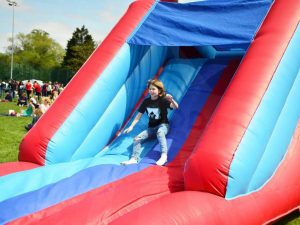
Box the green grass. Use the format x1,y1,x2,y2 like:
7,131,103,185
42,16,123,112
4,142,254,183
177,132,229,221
0,99,299,224
0,101,31,163
274,211,300,225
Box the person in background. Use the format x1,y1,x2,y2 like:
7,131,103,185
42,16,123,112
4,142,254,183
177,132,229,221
3,91,13,102
25,80,32,99
50,90,59,102
17,92,27,106
1,81,7,98
9,80,17,99
18,98,35,117
33,81,42,101
40,97,51,113
25,107,43,131
17,81,24,98
42,82,48,97
30,97,39,108
58,83,64,94
46,81,52,97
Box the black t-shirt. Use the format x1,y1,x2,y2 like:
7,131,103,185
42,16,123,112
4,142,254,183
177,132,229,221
138,96,172,128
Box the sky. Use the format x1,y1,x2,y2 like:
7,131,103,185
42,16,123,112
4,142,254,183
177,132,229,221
0,0,135,53
0,0,193,53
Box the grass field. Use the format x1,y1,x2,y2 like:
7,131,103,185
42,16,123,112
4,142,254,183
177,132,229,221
0,101,31,162
0,101,299,224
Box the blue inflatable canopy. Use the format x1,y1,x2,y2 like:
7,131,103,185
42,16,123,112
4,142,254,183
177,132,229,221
127,0,273,46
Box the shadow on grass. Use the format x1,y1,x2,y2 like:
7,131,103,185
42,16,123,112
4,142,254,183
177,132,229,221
272,210,300,225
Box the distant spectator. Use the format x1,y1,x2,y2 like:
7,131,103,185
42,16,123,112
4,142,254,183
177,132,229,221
50,90,59,102
33,81,42,101
46,81,52,96
25,80,33,99
42,82,48,96
58,83,64,94
17,81,25,97
17,92,27,106
18,98,35,117
53,82,59,92
40,97,51,113
9,80,17,99
25,107,43,131
3,91,13,102
1,81,7,97
30,97,39,108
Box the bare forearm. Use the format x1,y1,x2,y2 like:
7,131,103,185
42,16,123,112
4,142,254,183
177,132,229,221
170,99,179,109
129,113,142,128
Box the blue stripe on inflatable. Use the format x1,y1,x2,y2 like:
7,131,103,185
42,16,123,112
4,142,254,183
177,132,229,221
226,24,300,199
0,164,149,225
45,44,131,164
141,59,231,164
0,59,231,224
70,46,168,160
45,45,167,164
0,158,92,202
0,57,203,205
248,68,300,192
92,58,206,163
126,0,159,42
128,0,273,46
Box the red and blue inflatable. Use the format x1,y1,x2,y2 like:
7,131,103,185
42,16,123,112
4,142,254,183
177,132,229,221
0,0,299,224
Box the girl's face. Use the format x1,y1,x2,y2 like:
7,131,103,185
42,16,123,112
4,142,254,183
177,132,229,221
148,84,159,99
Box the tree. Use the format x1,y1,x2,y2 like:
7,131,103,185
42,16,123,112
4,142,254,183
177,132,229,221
62,26,96,73
0,53,10,80
12,29,65,70
1,29,65,81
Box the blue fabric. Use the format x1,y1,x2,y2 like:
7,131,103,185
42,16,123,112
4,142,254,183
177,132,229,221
141,59,231,164
95,58,206,162
70,46,168,161
226,25,300,199
0,59,231,224
0,58,203,205
128,0,273,46
46,45,167,164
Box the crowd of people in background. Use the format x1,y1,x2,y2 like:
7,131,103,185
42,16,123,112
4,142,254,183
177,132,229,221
0,79,64,102
0,79,64,131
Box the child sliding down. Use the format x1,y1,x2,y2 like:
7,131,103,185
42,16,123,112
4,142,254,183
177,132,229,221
121,79,179,166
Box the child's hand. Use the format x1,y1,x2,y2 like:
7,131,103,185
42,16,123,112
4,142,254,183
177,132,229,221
165,94,173,102
123,126,133,134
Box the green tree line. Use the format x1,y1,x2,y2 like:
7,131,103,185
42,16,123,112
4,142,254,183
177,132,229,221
0,26,96,84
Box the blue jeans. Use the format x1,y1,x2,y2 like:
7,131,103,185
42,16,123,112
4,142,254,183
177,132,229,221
131,123,169,160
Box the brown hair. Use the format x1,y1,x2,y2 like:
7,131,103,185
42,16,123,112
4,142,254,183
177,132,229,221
34,108,43,117
147,79,166,97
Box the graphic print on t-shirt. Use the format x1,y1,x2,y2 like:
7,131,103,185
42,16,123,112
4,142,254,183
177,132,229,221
146,107,161,120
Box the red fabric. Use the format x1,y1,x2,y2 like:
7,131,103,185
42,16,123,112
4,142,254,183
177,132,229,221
25,83,32,91
33,83,42,93
18,0,157,165
110,120,300,225
184,0,300,197
9,59,239,225
0,162,39,176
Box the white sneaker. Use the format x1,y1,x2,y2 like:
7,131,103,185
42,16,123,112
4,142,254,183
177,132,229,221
121,158,138,165
156,153,168,166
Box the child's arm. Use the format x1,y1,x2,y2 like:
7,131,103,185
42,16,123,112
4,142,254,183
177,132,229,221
123,112,143,134
165,94,179,109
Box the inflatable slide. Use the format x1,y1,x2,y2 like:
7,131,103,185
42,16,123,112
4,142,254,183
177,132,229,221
0,0,299,224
